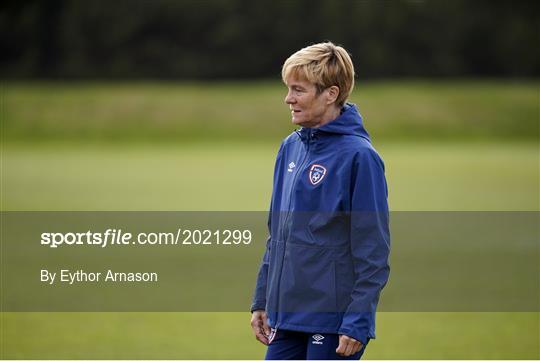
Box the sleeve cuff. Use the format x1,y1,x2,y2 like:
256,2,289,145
338,327,370,346
250,302,266,313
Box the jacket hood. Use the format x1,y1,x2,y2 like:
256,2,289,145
294,103,370,141
316,103,370,140
296,103,370,143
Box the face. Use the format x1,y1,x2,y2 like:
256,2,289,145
284,76,338,128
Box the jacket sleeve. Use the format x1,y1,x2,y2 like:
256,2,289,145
250,235,271,312
338,147,391,345
250,142,285,312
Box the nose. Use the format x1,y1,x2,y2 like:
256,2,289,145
284,89,295,104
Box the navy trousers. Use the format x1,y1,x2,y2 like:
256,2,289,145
265,329,368,360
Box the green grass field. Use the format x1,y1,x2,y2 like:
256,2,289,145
2,142,538,359
3,142,537,211
1,81,538,359
3,80,538,142
2,312,538,359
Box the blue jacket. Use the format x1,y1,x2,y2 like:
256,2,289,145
251,103,390,345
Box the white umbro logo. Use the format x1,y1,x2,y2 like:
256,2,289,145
288,162,296,172
312,334,324,345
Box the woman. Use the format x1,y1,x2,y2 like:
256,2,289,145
251,42,390,360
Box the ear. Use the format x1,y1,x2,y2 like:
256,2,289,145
326,86,340,105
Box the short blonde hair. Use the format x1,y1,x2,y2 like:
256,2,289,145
282,42,355,106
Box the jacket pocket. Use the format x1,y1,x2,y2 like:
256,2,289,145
279,243,338,312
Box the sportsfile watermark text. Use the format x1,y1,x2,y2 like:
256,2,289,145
40,228,253,248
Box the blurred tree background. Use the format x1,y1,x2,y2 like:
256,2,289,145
1,0,539,79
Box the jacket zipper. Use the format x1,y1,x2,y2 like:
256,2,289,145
274,131,312,327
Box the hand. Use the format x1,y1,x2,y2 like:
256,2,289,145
250,310,271,345
336,334,363,357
